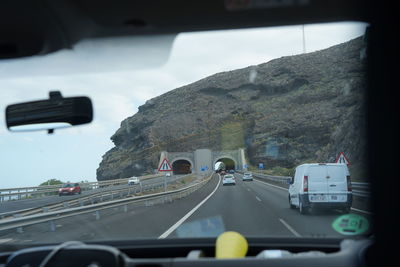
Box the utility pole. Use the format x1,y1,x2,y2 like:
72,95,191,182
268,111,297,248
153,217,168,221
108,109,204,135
207,100,213,148
302,25,306,54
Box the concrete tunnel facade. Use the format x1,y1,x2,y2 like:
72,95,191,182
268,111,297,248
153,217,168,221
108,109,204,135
158,148,247,175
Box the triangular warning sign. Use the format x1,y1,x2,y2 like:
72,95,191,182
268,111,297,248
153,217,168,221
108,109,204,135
158,158,173,171
335,152,351,165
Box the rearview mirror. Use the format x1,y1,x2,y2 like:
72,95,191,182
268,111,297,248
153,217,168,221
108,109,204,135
6,91,93,133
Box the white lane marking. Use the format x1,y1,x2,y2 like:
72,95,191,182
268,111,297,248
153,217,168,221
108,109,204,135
351,207,372,215
158,175,221,239
0,238,13,244
279,218,301,237
254,178,287,191
255,196,262,202
247,188,251,192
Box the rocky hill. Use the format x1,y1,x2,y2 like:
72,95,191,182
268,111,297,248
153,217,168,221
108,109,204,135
97,36,368,181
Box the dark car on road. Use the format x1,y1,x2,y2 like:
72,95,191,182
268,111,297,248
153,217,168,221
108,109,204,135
58,183,81,196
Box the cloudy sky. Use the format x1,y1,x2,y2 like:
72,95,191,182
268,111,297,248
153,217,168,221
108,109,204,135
0,21,367,188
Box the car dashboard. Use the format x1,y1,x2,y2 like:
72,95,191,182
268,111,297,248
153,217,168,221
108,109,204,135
0,237,373,267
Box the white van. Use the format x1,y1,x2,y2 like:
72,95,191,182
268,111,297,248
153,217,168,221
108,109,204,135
288,163,352,214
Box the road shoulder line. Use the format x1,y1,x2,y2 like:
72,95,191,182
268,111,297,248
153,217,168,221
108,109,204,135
350,207,372,215
158,174,221,239
254,179,287,191
279,218,301,237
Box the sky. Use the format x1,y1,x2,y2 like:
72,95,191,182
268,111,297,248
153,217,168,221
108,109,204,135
0,21,368,188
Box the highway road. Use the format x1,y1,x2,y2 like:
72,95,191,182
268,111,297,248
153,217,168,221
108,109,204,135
168,173,356,238
0,173,372,244
0,174,189,215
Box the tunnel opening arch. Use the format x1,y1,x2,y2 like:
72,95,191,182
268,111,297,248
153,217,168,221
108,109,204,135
214,156,237,171
171,157,193,175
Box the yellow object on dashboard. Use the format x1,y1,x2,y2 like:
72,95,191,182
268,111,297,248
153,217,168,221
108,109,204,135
215,231,248,259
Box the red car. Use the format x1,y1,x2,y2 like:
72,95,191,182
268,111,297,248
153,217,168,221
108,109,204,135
58,183,81,196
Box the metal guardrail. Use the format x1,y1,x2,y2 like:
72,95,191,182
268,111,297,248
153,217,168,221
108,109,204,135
351,182,370,197
0,174,213,233
0,174,194,219
249,172,291,184
0,174,164,202
238,171,370,197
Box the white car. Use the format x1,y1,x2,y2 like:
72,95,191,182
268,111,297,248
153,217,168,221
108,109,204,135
288,163,352,214
128,177,140,185
222,174,236,186
242,172,253,181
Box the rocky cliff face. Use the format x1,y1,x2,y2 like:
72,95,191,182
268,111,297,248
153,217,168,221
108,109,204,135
97,36,368,181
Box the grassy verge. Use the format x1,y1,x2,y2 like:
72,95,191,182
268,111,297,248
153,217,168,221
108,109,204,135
247,165,294,177
134,174,198,196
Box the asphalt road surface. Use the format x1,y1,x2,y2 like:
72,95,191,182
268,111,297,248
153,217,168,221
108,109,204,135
0,173,371,245
168,173,358,238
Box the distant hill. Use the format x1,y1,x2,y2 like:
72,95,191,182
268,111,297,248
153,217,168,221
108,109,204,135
97,36,368,181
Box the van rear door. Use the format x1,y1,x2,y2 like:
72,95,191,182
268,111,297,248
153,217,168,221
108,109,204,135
326,164,349,202
307,165,328,193
327,165,348,192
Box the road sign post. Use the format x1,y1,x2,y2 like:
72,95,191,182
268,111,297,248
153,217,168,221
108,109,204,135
158,158,173,192
164,173,167,192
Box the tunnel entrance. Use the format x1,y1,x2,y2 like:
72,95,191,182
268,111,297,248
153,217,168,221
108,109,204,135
215,158,236,171
172,160,192,175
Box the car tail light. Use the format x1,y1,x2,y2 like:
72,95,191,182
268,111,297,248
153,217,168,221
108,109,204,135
347,175,352,191
303,176,308,192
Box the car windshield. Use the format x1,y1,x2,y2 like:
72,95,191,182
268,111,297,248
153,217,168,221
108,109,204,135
0,21,371,245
